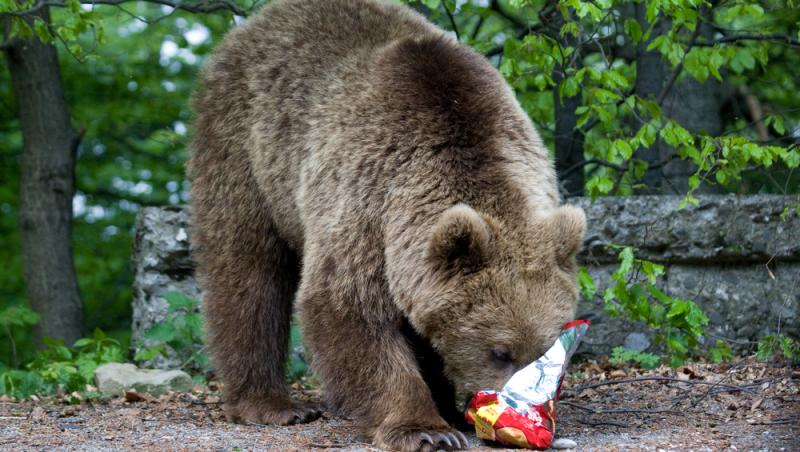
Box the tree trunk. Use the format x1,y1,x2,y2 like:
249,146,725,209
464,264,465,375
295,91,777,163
4,9,84,346
554,92,585,196
634,5,722,194
553,12,585,197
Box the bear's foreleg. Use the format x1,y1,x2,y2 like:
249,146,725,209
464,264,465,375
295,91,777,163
298,250,469,451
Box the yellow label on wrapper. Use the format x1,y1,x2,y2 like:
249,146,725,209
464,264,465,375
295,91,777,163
474,403,503,440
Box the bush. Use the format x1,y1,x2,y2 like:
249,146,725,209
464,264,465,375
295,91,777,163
134,292,309,382
756,334,800,363
134,291,207,371
581,246,733,367
0,328,124,400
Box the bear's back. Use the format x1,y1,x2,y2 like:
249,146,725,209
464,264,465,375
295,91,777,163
192,0,443,246
191,0,558,250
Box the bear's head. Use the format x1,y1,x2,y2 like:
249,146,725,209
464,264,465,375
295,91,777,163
410,203,586,402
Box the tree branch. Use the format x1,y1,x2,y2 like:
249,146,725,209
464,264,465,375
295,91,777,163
3,0,248,18
693,33,800,48
561,158,626,179
656,23,703,106
80,187,165,207
442,1,460,42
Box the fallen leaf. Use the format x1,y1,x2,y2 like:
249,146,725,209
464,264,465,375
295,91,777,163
59,406,79,417
124,390,146,403
750,398,763,411
29,407,47,422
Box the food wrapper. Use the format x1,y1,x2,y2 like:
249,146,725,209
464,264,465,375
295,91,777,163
464,320,590,449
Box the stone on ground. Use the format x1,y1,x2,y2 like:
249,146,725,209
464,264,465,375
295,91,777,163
94,363,192,397
551,438,578,449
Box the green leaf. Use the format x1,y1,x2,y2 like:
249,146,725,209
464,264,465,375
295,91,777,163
163,292,198,312
614,139,633,160
783,148,800,169
560,76,579,98
612,247,635,280
134,345,167,362
72,338,94,348
0,305,40,327
688,175,700,190
144,322,178,343
766,115,786,135
92,328,106,341
641,260,664,284
624,19,642,44
577,267,596,300
730,49,756,74
709,340,733,364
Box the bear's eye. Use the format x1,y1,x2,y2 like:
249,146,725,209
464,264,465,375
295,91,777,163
490,346,514,368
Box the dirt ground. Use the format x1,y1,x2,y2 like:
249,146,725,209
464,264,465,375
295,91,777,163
1,357,797,451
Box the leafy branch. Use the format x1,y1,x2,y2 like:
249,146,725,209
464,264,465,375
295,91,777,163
1,0,249,18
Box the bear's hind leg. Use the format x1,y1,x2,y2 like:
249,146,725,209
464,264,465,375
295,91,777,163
190,161,321,426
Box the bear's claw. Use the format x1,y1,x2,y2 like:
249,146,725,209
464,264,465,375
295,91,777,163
376,425,470,451
225,397,323,426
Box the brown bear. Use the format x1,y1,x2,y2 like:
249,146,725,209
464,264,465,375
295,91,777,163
188,0,586,450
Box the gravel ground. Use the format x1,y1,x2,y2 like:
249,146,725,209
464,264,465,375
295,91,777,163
1,358,797,451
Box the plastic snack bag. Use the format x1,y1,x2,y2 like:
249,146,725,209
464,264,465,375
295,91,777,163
464,320,590,449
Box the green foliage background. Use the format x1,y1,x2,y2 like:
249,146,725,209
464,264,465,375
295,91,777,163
0,0,798,374
1,4,241,365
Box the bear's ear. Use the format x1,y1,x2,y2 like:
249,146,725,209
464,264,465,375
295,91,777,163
549,205,587,263
429,204,492,274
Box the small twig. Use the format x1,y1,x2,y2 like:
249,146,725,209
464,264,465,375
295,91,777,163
560,158,627,180
4,324,17,369
190,399,222,405
471,14,485,41
566,376,757,394
560,400,681,415
755,417,800,425
142,417,194,422
308,443,371,449
692,33,800,48
576,418,627,428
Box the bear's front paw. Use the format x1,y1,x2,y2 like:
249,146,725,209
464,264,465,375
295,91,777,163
225,396,323,426
374,424,470,452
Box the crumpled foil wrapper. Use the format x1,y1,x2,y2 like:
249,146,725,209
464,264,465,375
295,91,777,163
464,320,590,449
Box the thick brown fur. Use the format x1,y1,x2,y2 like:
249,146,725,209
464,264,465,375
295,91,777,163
188,0,586,450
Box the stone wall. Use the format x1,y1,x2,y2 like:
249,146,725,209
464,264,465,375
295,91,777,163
131,206,202,369
570,195,799,357
131,195,799,366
